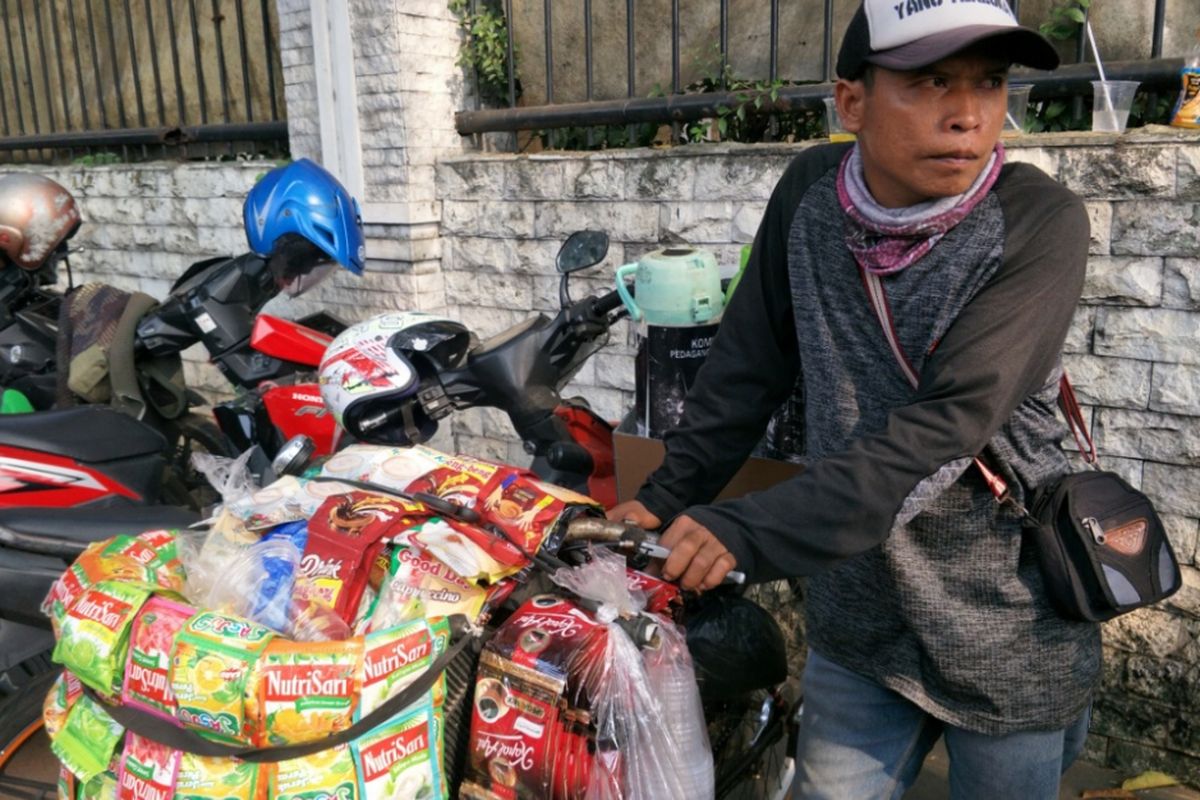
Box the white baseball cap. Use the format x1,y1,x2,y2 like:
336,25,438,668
836,0,1059,79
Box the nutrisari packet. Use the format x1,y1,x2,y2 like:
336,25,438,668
53,580,153,696
258,638,362,746
121,595,195,720
114,732,181,800
359,617,450,716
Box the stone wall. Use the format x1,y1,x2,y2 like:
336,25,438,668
436,127,1200,784
30,161,275,401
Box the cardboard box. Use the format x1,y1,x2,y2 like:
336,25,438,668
613,414,804,504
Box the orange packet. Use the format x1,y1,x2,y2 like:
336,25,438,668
258,638,362,746
170,612,274,745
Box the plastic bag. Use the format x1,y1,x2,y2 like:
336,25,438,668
551,547,712,799
190,449,256,508
684,590,788,701
177,527,350,641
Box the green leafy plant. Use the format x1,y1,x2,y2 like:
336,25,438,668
448,0,519,107
72,151,122,166
1039,0,1091,41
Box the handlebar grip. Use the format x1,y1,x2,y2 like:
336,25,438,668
593,287,627,316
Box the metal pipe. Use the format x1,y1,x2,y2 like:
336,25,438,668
0,6,9,135
504,0,515,107
83,0,110,128
543,0,553,103
456,58,1182,135
1151,0,1166,59
211,0,232,124
625,0,634,140
0,120,287,152
188,0,208,124
31,0,55,131
165,0,187,127
123,0,147,129
626,0,634,97
48,0,71,130
823,0,834,80
1,0,20,134
235,0,252,121
671,0,680,94
720,0,729,89
102,0,128,128
143,0,166,124
260,0,278,119
769,0,779,82
16,0,41,132
66,0,89,130
584,0,593,101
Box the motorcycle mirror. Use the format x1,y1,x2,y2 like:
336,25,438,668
556,230,608,274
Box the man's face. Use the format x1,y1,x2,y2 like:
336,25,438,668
837,50,1009,208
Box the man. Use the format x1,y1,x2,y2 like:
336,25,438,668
609,1,1099,797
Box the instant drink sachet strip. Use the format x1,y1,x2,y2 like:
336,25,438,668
258,638,362,746
269,743,360,800
43,542,153,637
352,699,446,800
170,611,274,745
174,753,262,800
359,617,451,717
298,491,432,624
43,670,82,742
369,540,488,630
121,595,195,721
53,580,154,696
51,691,125,784
115,732,181,800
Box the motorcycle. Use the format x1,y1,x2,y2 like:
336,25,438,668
0,173,84,411
321,230,624,508
0,158,364,510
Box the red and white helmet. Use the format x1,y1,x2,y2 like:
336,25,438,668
319,311,472,445
0,173,81,272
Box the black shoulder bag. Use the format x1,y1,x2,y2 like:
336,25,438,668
862,269,1181,622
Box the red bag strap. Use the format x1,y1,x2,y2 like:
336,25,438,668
1057,372,1098,465
860,269,1096,510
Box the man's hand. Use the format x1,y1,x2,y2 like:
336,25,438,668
605,500,661,530
659,514,737,592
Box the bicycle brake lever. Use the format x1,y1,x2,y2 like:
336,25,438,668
636,541,746,585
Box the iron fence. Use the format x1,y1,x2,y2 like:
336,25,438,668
0,0,287,163
456,0,1186,144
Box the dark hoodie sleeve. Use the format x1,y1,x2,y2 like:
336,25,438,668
679,168,1089,583
633,148,848,522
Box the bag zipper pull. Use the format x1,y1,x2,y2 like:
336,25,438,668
1082,516,1107,545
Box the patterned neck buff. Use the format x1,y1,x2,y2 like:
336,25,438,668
836,142,1005,276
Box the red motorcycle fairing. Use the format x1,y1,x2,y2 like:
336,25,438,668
0,445,142,507
261,383,340,456
249,314,333,368
554,402,616,509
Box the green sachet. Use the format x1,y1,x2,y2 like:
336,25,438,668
50,692,123,784
52,580,153,696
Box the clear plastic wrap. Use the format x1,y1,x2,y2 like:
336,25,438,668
190,449,256,507
551,547,713,799
176,526,351,642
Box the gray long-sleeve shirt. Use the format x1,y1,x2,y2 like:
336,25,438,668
636,143,1100,734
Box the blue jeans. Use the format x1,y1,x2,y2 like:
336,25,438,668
792,649,1091,800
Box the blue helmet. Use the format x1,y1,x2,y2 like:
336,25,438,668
243,158,366,296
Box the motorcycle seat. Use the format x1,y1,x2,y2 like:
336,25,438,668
0,406,166,462
0,505,201,557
